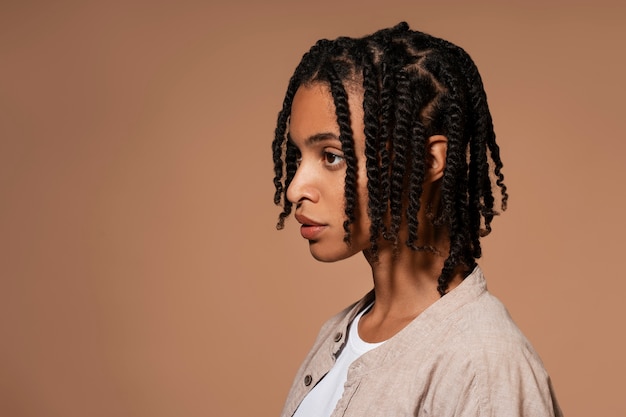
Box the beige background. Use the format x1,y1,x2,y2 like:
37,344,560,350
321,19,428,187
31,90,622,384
1,1,625,416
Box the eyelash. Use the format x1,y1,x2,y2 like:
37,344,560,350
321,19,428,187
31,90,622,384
294,150,345,170
323,151,344,169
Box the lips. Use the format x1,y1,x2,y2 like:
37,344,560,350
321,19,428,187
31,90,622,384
295,214,327,240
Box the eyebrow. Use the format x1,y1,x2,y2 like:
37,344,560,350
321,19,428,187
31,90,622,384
288,132,340,147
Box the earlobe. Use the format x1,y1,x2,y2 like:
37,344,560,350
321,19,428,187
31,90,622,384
426,135,447,183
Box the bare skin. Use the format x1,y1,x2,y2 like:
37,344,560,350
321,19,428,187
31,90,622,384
287,82,464,344
358,139,464,343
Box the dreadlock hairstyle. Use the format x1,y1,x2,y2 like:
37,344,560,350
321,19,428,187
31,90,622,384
272,22,508,296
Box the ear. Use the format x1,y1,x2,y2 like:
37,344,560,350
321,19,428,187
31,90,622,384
425,135,447,183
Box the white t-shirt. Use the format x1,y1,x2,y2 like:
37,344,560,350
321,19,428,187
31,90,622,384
293,304,385,417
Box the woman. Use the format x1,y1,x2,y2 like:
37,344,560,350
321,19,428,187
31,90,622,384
272,22,562,417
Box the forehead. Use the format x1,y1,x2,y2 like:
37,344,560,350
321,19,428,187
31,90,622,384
288,84,339,143
288,82,365,145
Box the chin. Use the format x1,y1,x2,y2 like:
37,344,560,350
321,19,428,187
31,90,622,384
308,242,361,263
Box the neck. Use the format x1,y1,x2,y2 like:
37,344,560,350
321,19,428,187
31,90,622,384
366,244,458,314
357,240,465,343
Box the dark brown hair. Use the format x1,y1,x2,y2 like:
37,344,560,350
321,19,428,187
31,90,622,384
272,22,508,295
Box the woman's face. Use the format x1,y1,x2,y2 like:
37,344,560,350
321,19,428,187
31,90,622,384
286,82,371,262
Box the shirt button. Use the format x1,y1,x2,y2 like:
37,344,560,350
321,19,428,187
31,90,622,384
334,332,343,342
304,375,312,386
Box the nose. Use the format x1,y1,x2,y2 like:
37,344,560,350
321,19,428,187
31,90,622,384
286,163,319,205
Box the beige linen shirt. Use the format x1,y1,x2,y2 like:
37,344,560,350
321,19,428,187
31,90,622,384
280,266,563,417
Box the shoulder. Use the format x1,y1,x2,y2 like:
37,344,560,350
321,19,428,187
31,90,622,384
439,289,546,377
435,292,562,416
451,290,531,348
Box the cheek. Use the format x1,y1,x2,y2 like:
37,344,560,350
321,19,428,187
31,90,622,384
357,188,371,233
357,159,370,218
351,167,372,243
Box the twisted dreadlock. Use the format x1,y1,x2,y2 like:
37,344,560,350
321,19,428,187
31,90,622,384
271,22,508,296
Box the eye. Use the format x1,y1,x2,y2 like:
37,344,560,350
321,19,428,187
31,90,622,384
323,151,344,168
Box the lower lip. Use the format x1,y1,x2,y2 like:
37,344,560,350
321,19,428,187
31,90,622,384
300,225,326,240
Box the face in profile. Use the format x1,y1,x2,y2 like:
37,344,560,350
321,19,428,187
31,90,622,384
286,82,370,262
